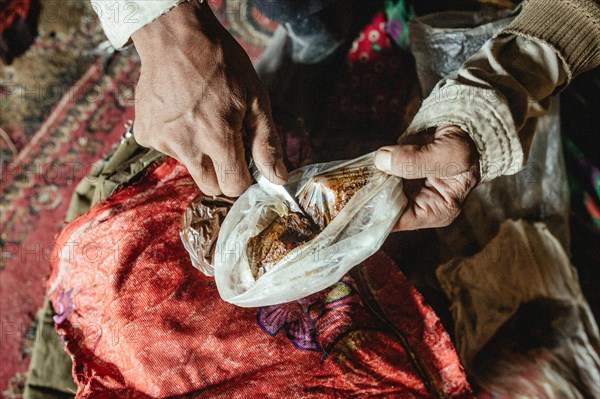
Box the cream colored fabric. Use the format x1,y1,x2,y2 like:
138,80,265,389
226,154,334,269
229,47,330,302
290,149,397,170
67,134,163,222
436,219,599,368
92,0,188,48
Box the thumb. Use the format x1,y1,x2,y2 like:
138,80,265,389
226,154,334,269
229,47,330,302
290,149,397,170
375,137,474,180
374,144,436,179
245,96,288,184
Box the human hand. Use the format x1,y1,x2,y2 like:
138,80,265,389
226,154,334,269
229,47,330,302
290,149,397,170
374,125,480,231
131,1,287,196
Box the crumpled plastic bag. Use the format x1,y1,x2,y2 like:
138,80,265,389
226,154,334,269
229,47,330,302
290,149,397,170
180,194,235,276
213,153,406,307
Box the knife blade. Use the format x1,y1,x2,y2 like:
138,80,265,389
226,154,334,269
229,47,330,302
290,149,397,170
248,158,309,217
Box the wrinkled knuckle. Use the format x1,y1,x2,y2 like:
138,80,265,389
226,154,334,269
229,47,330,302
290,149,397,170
170,135,196,155
220,128,238,146
206,114,241,141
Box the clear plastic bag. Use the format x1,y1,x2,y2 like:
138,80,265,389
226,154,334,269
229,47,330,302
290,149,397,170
213,153,406,307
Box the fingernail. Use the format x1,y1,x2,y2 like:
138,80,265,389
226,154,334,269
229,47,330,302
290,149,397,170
374,150,392,172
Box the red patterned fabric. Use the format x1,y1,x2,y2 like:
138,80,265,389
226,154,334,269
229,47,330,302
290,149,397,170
47,158,472,398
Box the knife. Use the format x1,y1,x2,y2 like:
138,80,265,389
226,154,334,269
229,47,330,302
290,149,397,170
248,158,309,217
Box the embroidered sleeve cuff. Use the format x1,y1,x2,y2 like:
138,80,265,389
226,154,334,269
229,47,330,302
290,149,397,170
404,80,524,182
93,0,188,49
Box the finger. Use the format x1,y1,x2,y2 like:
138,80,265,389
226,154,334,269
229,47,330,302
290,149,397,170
392,171,477,232
245,95,288,184
393,184,456,231
185,153,221,196
208,129,252,197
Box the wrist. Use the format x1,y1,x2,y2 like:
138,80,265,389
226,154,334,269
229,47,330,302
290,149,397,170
131,0,212,60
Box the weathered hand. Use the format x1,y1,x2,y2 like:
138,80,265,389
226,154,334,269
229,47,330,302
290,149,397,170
374,125,480,231
132,1,287,196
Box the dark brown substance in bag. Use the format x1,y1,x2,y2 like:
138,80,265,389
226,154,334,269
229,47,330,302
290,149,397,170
246,166,374,278
299,166,372,230
182,164,376,278
247,213,320,278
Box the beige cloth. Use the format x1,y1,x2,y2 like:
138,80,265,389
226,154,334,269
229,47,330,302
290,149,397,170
66,133,163,221
23,299,78,399
436,219,600,371
406,34,567,181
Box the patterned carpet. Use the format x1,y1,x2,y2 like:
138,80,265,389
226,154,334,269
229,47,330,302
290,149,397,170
1,1,107,394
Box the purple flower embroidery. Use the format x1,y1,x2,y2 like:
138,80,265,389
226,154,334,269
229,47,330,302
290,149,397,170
386,20,403,43
53,289,74,325
257,292,324,351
